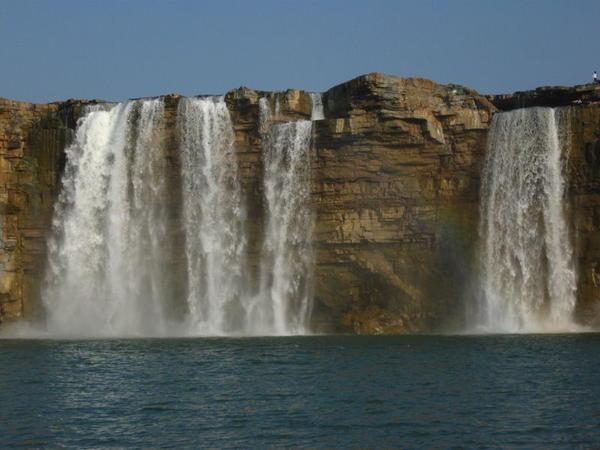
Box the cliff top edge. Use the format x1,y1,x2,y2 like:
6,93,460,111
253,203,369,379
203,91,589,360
2,72,599,110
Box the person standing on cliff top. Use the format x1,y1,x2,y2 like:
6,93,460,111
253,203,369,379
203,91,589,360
594,71,599,84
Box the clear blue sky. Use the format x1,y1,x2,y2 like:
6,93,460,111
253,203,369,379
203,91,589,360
1,0,599,103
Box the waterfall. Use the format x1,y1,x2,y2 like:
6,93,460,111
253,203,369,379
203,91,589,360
28,95,318,338
478,107,577,333
178,97,247,335
44,99,170,337
310,93,324,120
256,99,314,334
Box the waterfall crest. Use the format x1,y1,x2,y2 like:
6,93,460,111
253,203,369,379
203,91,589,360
478,107,577,333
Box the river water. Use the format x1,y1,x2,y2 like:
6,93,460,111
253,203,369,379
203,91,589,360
1,334,599,448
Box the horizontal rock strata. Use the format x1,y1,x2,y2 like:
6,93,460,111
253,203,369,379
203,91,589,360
489,83,600,110
1,74,600,332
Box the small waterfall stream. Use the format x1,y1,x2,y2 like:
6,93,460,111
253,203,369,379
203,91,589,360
310,93,324,120
478,107,577,332
257,98,314,334
178,97,247,334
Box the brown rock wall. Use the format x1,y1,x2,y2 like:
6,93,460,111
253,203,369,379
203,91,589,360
563,104,600,326
0,99,68,322
311,74,493,332
3,73,600,333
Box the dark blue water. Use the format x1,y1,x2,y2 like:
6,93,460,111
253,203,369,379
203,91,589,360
1,335,599,449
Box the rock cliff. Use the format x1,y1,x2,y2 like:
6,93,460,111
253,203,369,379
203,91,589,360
489,83,600,110
561,103,600,327
0,99,66,321
312,75,493,332
2,73,600,333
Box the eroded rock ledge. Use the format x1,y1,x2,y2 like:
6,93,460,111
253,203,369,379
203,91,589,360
489,83,600,110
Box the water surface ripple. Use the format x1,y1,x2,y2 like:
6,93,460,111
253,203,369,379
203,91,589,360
1,335,599,448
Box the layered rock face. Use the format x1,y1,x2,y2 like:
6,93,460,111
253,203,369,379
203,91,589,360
490,84,600,111
225,75,495,333
0,99,68,321
563,104,600,327
312,75,493,332
2,74,600,333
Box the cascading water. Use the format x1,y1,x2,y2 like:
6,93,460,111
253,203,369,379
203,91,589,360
256,99,314,335
178,97,247,334
478,107,577,333
310,93,324,120
44,99,170,337
20,94,318,338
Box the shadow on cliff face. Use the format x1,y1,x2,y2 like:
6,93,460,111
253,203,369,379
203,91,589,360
428,208,480,333
310,207,479,335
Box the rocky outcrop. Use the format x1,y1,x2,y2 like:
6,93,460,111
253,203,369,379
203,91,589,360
3,73,600,333
489,83,600,110
311,74,493,332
